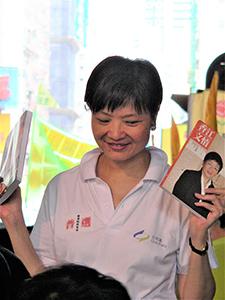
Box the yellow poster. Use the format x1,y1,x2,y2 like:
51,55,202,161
161,123,187,166
0,114,10,152
188,90,225,137
36,84,60,108
25,111,96,219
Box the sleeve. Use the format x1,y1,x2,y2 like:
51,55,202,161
207,231,219,269
30,175,60,267
176,208,191,275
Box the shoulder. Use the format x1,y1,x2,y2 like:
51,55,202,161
181,169,201,178
183,169,198,174
46,164,80,189
147,146,168,164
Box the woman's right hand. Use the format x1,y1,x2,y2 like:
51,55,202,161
0,178,45,276
0,178,23,226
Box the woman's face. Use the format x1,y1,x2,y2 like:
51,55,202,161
91,105,152,164
202,159,220,180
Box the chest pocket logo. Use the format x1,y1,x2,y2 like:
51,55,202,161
133,230,150,242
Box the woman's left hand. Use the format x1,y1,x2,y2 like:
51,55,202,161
205,187,225,204
190,188,225,242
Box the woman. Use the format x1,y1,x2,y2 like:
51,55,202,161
0,56,224,299
172,152,223,219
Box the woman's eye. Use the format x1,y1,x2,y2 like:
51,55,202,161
97,118,110,123
125,120,139,125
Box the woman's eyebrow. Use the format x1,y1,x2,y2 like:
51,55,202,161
99,111,140,118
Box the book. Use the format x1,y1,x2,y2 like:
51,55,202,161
0,110,33,205
160,120,225,220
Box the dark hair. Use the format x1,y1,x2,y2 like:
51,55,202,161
0,246,30,300
84,56,163,120
203,151,223,173
17,264,130,300
206,53,225,91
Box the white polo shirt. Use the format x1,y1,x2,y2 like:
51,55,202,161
31,147,192,299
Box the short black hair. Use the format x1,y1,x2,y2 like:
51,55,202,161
203,151,223,173
206,53,225,91
84,56,163,120
0,246,30,300
17,264,130,300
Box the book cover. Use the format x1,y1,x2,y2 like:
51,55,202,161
160,120,225,220
0,110,33,205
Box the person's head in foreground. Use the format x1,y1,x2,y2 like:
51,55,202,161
16,264,131,300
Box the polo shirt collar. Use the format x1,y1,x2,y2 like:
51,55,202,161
144,146,169,183
80,146,169,183
80,148,102,181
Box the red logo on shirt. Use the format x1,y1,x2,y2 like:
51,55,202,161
64,213,93,233
81,217,91,227
66,219,75,229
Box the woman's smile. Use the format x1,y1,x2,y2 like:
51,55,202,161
92,105,152,163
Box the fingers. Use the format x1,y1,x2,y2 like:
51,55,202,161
190,189,225,236
196,188,225,205
0,177,5,194
205,188,225,202
0,183,7,195
195,192,225,219
195,200,224,216
195,192,224,206
205,187,225,195
195,192,217,203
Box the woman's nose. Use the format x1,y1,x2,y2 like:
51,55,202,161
107,122,126,140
